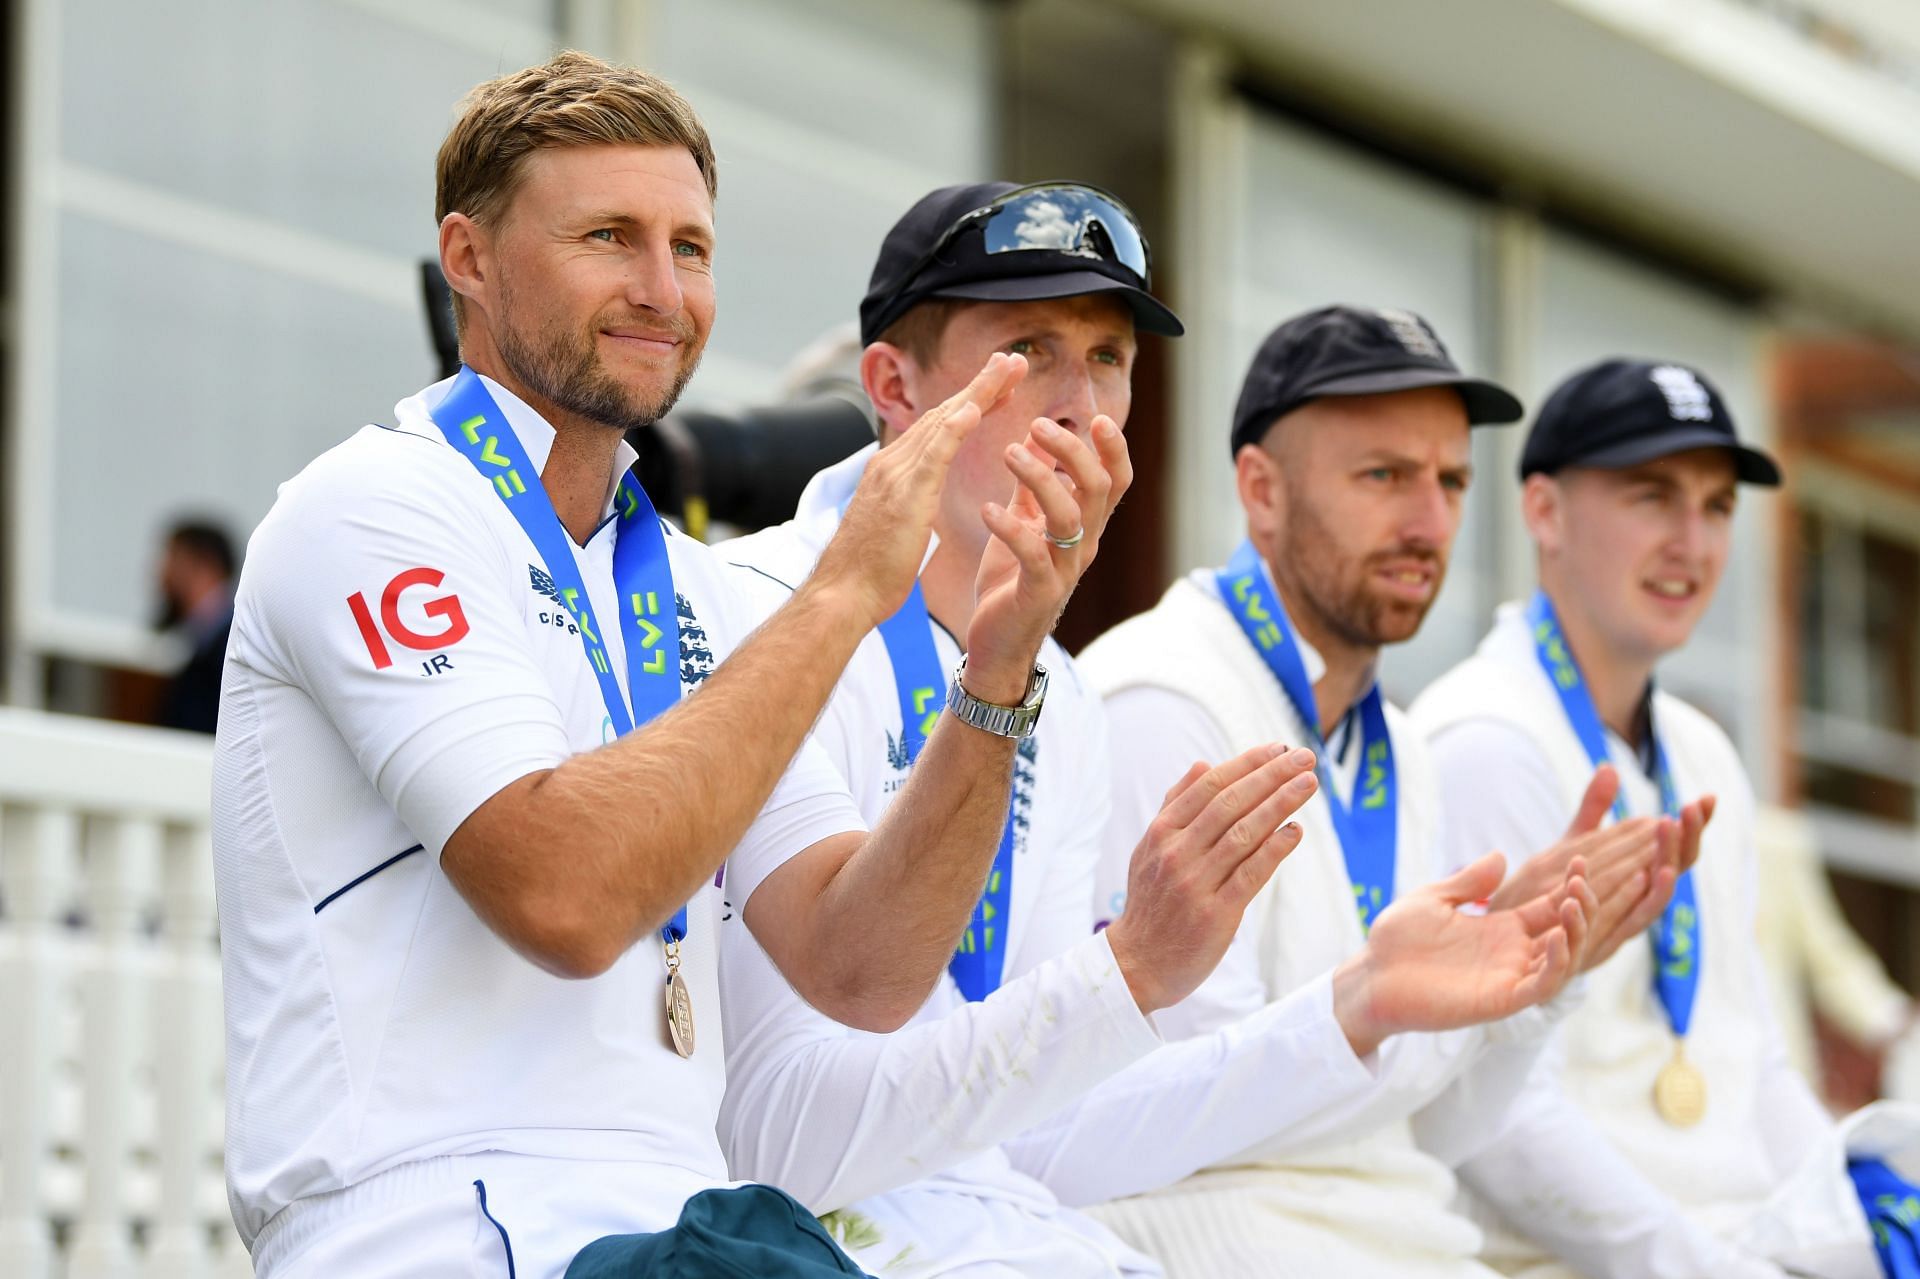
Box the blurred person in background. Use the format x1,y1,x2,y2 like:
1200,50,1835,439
154,516,236,733
1755,805,1920,1112
1077,307,1724,1279
1416,358,1920,1279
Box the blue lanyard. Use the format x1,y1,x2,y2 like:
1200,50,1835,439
1851,1157,1920,1278
1215,540,1396,931
869,582,1018,1002
428,367,688,946
1525,590,1699,1037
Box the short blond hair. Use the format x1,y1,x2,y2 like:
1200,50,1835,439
436,51,717,335
874,298,973,368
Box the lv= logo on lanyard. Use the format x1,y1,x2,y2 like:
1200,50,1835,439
871,581,1019,1002
428,367,698,1057
1216,540,1396,932
1525,589,1704,1124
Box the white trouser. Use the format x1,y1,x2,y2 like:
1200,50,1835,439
251,1152,728,1279
832,1182,1161,1279
1088,1169,1497,1279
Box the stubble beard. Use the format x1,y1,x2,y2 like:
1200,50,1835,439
494,278,701,433
1277,489,1445,651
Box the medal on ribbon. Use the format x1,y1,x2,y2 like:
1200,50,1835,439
1526,590,1703,1123
429,368,697,1057
1215,540,1396,931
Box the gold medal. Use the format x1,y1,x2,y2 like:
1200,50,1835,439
663,942,695,1058
1653,1042,1706,1127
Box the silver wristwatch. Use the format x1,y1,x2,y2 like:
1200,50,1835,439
945,657,1048,739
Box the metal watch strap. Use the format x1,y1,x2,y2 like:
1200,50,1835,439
945,657,1048,739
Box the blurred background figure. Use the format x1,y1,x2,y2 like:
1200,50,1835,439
1756,805,1920,1110
153,517,236,734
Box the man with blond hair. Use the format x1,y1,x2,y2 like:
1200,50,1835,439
213,53,1111,1278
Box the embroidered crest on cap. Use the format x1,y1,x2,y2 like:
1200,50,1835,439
1374,308,1442,360
1649,365,1713,422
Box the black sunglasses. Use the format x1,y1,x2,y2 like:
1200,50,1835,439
897,182,1153,294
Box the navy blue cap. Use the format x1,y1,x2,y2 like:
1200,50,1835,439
859,182,1183,347
1230,305,1522,455
1521,358,1780,486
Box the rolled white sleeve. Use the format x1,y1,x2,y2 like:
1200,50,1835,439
718,930,1160,1213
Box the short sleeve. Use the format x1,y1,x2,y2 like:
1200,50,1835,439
726,734,867,914
238,437,572,858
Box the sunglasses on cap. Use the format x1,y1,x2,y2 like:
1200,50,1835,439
899,182,1153,292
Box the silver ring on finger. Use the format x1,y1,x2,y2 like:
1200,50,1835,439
1045,526,1085,550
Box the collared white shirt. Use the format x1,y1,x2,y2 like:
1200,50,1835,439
1413,602,1872,1279
716,457,1381,1277
714,445,1163,1277
213,373,864,1250
1078,567,1574,1279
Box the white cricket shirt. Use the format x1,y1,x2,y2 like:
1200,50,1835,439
1079,569,1571,1279
212,373,864,1256
714,445,1162,1277
714,449,1379,1278
1413,601,1877,1279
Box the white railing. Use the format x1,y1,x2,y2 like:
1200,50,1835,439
0,708,248,1277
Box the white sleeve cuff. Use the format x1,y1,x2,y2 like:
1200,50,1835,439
1083,928,1164,1057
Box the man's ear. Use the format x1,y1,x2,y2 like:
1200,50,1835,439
439,213,490,334
1522,473,1565,557
860,341,919,444
1234,432,1288,544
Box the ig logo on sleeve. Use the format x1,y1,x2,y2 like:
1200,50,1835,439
348,567,470,673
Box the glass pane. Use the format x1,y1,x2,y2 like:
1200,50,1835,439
1799,509,1831,714
1805,760,1915,824
50,213,432,622
701,134,942,384
58,0,558,260
646,0,989,167
641,0,992,405
1864,530,1920,735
